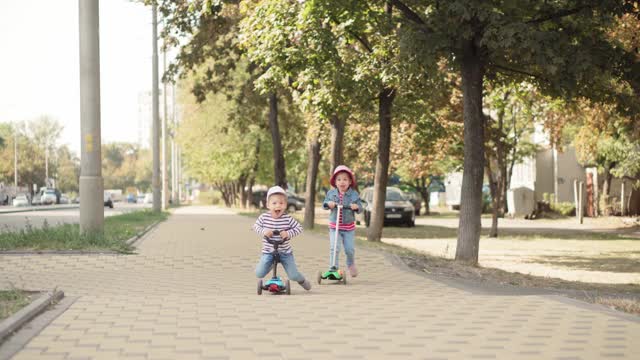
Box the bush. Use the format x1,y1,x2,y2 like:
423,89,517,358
551,201,575,216
198,190,221,205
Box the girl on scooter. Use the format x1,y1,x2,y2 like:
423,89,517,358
323,165,362,277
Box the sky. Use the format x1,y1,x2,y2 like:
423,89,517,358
0,0,156,155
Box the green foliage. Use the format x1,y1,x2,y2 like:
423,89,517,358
55,146,80,193
0,289,30,321
542,192,574,216
0,117,70,191
573,101,640,187
551,202,576,216
101,143,152,192
394,0,639,115
177,69,278,187
197,190,222,205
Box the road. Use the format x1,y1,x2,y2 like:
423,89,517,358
0,203,151,230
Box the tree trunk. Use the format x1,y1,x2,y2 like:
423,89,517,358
238,174,248,209
269,92,287,188
248,138,261,208
367,87,395,242
629,187,640,216
489,96,506,236
304,133,321,229
601,164,613,216
330,114,345,172
418,177,430,216
247,178,254,208
487,163,499,238
218,181,232,207
455,38,486,265
496,145,506,219
505,152,517,215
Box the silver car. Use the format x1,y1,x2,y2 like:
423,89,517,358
41,190,57,205
12,194,29,207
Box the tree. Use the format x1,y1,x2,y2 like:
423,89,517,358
573,100,639,214
243,0,450,241
0,123,15,184
54,145,80,193
387,0,640,264
176,64,280,207
0,117,64,193
156,0,294,189
484,82,539,237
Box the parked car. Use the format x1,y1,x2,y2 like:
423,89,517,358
12,194,29,207
143,193,153,204
126,194,137,203
251,190,267,209
358,187,415,227
31,195,41,205
403,191,422,216
104,192,114,208
41,189,59,205
0,192,9,205
286,191,305,212
251,189,305,212
59,195,70,204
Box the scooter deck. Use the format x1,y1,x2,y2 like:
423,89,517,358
321,270,344,280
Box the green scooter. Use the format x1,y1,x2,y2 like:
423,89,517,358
317,203,347,285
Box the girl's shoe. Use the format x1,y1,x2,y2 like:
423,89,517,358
348,264,358,277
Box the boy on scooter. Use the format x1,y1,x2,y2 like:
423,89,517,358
253,186,312,291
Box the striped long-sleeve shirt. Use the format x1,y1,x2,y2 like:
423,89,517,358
252,213,303,254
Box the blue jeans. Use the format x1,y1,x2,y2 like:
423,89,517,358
328,229,355,269
256,252,305,282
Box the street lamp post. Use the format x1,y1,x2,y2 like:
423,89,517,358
78,0,104,234
14,130,18,188
152,3,161,212
162,44,168,210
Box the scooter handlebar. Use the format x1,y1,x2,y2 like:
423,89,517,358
263,229,289,244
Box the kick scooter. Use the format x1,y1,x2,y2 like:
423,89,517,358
257,230,291,295
316,204,347,285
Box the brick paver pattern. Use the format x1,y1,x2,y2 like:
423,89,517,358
1,206,638,359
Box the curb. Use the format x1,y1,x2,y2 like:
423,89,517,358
125,220,162,247
0,205,79,215
0,290,64,343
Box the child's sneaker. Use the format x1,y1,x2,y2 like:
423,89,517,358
299,279,312,291
348,264,358,277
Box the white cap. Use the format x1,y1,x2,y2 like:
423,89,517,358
266,186,287,201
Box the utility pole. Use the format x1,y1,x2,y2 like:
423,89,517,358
152,3,161,212
45,143,49,185
162,44,168,210
171,82,177,205
14,131,18,188
177,146,182,203
78,0,104,234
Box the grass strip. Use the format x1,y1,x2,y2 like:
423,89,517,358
0,210,168,253
0,289,30,322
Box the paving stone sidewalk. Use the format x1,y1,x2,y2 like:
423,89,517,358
1,206,638,359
